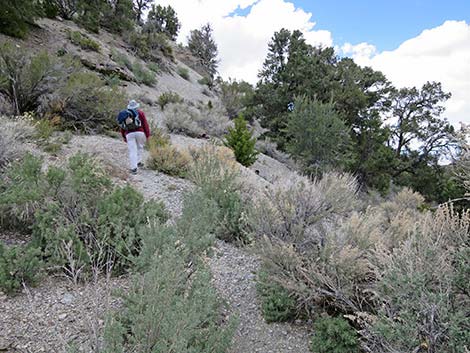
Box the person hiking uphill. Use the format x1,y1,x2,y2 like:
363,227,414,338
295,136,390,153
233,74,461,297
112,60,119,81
117,100,150,174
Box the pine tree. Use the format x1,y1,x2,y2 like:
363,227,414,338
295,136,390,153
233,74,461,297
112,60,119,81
188,23,219,79
224,115,258,167
0,0,41,38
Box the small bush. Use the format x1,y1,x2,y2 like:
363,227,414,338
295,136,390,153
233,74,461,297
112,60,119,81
34,118,56,141
125,30,174,61
157,91,182,110
1,153,168,280
110,49,132,70
249,172,358,245
257,270,296,323
131,61,157,86
146,127,171,148
104,189,236,352
165,102,231,137
224,114,258,167
147,62,160,73
310,317,359,353
67,30,101,52
189,145,246,242
0,153,46,230
0,43,68,115
0,0,39,38
147,143,191,178
0,243,42,294
45,71,127,133
198,76,213,88
177,66,190,80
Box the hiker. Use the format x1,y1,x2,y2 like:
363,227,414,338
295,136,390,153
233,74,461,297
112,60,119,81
117,100,150,174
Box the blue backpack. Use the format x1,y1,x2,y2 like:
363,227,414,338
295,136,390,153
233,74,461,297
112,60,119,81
117,109,141,131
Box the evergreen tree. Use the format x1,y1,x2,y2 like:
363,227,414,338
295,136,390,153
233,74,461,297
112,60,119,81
144,4,181,40
77,0,106,33
188,23,219,79
133,0,152,24
102,0,135,34
0,0,41,38
224,115,258,167
286,95,351,174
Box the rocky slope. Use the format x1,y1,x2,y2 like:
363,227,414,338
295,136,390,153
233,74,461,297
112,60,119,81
0,18,311,353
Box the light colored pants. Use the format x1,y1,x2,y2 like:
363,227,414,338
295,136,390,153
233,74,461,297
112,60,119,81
126,131,146,169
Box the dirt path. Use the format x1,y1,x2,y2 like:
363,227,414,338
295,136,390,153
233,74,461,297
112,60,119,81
210,241,311,353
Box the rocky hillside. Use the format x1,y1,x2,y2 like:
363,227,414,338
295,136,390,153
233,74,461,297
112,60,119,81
0,17,312,353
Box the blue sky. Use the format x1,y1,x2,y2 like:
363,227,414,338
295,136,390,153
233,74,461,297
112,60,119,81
232,0,470,51
155,0,470,126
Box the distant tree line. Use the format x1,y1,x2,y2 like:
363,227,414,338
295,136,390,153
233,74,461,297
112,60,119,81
226,29,466,205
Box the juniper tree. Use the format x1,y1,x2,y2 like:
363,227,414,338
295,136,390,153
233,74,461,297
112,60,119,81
224,114,258,167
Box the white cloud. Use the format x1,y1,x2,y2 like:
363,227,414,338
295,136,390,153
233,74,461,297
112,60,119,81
153,0,333,83
343,20,470,127
152,1,468,126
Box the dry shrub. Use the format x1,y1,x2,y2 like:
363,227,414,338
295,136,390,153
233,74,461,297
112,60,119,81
256,180,470,352
249,172,358,247
148,145,192,178
365,205,470,353
255,138,296,167
188,145,239,187
164,102,231,137
0,116,35,168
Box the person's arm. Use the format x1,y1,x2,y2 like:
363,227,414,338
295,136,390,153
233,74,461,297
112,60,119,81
121,128,127,142
140,111,151,139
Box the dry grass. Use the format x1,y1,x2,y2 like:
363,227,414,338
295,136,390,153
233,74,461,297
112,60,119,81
0,116,35,168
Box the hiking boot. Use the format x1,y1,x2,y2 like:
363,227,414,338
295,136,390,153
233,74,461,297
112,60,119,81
137,162,144,168
130,168,138,175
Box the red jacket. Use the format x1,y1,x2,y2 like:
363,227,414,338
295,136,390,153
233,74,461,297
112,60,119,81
120,110,151,142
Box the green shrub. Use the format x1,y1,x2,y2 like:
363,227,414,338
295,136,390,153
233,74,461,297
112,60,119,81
125,30,174,61
67,30,101,52
257,270,296,323
189,146,246,242
1,153,168,280
310,317,359,353
146,128,171,148
0,153,47,231
34,118,56,141
104,189,235,352
110,49,132,70
177,66,190,80
148,62,160,73
48,71,127,133
157,91,182,110
198,76,213,88
104,249,235,353
224,114,258,167
131,61,157,86
0,43,67,115
0,243,42,294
